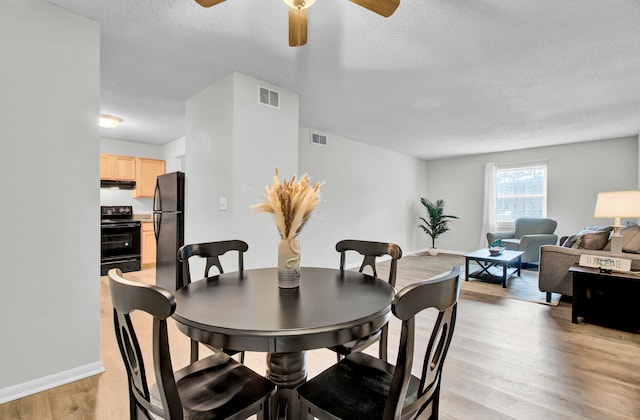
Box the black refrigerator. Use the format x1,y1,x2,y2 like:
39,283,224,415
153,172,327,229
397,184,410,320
153,171,185,292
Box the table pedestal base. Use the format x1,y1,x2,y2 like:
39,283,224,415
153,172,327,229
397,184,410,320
267,351,307,420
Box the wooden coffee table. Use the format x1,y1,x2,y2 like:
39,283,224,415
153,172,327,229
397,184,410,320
464,248,524,288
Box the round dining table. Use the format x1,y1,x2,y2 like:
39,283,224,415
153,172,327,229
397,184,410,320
172,266,395,420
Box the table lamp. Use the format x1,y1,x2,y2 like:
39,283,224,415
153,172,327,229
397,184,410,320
594,190,640,255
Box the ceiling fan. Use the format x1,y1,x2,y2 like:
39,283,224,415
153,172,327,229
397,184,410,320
194,0,400,47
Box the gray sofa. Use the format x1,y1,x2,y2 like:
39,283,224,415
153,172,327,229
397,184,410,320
538,224,640,302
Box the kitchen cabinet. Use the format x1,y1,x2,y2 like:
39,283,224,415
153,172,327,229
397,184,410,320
133,158,166,198
100,154,136,181
141,222,156,267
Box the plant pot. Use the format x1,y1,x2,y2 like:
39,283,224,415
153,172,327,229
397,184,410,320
488,246,505,256
427,248,439,256
278,238,301,288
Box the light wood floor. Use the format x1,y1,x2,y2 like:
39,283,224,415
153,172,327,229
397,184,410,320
2,254,639,419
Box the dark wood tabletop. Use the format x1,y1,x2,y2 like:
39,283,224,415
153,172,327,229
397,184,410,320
172,266,394,420
172,267,395,354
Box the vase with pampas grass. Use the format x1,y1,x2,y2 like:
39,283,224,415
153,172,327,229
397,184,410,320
252,169,323,288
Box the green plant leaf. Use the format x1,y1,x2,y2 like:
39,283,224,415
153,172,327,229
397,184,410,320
418,198,458,248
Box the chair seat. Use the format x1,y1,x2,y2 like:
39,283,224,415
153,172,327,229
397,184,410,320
296,352,421,419
174,352,275,419
327,329,382,356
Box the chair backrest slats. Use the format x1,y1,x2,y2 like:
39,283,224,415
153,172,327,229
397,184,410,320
177,240,249,289
336,239,402,287
108,268,183,419
386,266,461,420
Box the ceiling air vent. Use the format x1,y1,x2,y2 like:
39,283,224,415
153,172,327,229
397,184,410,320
258,86,279,108
311,132,327,146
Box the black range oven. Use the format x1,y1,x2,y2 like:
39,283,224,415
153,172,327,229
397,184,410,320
100,205,141,275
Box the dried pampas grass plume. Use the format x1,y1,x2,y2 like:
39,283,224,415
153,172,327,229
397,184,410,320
252,169,323,239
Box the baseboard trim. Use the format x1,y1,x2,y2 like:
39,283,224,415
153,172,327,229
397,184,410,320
411,248,465,256
0,361,105,404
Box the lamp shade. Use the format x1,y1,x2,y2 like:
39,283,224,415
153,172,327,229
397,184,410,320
594,190,640,221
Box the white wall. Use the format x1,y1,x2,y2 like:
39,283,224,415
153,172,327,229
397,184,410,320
185,72,299,270
0,0,101,402
100,137,164,159
232,73,299,268
424,136,639,253
185,74,236,252
298,128,430,267
163,136,186,173
185,73,429,270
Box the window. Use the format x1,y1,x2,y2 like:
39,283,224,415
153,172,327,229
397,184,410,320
495,163,547,230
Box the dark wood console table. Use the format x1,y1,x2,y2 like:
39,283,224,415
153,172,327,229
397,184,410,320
570,265,640,333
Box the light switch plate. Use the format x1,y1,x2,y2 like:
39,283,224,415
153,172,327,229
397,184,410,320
219,197,227,211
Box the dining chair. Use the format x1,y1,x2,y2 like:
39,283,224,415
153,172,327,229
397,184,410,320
297,266,461,420
177,240,249,363
107,268,275,420
329,239,402,362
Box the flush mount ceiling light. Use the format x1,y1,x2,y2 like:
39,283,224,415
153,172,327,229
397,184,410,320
194,0,400,47
99,114,123,129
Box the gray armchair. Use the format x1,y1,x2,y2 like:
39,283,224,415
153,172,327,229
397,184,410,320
487,217,558,263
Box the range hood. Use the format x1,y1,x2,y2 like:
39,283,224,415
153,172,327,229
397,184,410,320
100,179,136,190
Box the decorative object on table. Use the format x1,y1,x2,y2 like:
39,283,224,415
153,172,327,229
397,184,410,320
418,198,458,256
253,169,323,288
593,190,640,256
489,238,505,256
578,254,632,272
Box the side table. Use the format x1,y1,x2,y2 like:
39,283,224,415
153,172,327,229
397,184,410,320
569,265,640,333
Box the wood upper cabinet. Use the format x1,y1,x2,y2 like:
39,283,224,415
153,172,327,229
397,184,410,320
141,222,156,267
100,154,136,181
133,157,166,198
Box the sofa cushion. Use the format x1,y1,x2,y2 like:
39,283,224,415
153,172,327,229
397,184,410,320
564,226,611,248
571,227,612,250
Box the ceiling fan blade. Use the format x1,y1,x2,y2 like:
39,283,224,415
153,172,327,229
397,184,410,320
289,7,308,47
349,0,399,17
195,0,226,7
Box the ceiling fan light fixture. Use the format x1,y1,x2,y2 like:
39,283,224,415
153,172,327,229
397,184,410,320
99,114,123,129
283,0,315,9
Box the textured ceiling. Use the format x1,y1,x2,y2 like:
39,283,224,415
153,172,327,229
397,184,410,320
44,0,640,160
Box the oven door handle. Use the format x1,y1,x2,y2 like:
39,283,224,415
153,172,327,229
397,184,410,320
101,223,140,229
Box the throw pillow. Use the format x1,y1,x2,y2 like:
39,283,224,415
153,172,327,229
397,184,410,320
562,235,579,248
571,227,612,250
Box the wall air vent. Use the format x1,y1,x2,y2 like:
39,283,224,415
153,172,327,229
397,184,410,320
310,132,327,146
258,86,279,108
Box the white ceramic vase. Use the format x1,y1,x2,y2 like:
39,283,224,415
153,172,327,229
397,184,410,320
427,248,439,256
278,238,301,288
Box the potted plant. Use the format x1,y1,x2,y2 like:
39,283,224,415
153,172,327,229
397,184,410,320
418,198,458,256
